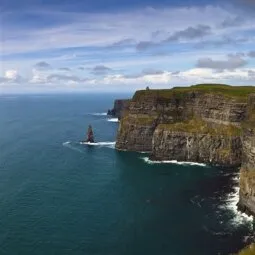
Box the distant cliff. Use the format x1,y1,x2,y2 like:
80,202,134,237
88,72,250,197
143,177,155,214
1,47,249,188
107,99,130,119
115,84,255,215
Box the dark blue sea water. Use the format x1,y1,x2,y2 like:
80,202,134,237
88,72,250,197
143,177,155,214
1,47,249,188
0,94,254,255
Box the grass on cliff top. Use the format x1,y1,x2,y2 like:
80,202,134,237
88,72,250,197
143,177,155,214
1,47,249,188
158,119,242,136
133,84,255,101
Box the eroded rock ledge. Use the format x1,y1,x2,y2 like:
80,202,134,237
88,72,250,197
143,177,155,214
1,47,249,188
115,84,255,215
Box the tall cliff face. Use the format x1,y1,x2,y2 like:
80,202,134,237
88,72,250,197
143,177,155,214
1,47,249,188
116,114,158,152
116,86,250,155
238,94,255,215
152,121,242,167
116,85,255,214
186,93,247,126
115,94,186,151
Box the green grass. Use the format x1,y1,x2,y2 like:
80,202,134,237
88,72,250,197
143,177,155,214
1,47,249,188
157,119,242,136
133,84,255,102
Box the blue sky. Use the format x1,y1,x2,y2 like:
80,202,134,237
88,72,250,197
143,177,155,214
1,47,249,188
1,0,255,93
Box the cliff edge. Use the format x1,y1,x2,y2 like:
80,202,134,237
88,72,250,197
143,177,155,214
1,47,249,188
115,84,255,215
107,99,130,119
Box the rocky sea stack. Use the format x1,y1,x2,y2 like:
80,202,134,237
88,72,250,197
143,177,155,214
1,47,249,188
115,84,255,215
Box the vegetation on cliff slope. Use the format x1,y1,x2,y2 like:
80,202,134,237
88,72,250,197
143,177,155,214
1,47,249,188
243,98,255,128
121,114,157,127
237,243,255,255
158,119,242,136
133,84,255,102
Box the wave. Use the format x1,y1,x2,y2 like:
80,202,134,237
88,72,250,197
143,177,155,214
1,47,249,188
91,113,107,116
62,141,85,153
63,141,116,151
107,118,119,122
219,174,253,227
80,141,116,148
141,157,207,167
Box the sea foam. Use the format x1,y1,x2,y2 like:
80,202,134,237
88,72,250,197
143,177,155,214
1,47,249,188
219,174,253,227
142,157,207,167
80,141,116,148
107,118,119,122
91,113,107,116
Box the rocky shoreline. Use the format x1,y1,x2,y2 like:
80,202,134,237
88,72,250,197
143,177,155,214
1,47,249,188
113,84,255,217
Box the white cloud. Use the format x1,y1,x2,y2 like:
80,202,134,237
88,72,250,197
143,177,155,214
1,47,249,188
2,69,24,83
5,70,19,80
2,66,255,94
86,67,255,88
30,69,48,84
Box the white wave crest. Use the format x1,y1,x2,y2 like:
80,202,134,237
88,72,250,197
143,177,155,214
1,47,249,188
91,113,107,116
107,118,119,122
80,141,116,148
219,174,253,227
142,157,207,167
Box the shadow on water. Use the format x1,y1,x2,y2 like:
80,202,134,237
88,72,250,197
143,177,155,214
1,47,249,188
111,151,254,255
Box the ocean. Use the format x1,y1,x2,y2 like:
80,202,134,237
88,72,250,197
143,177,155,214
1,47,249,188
0,93,253,255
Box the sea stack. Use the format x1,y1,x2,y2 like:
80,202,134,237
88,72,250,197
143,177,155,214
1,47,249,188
86,125,95,143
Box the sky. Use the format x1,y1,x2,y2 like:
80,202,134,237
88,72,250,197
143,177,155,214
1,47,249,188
1,0,255,93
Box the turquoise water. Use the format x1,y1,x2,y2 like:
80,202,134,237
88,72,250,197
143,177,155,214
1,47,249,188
0,94,253,255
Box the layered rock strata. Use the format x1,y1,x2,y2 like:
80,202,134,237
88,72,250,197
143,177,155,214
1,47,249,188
152,121,242,167
238,94,255,215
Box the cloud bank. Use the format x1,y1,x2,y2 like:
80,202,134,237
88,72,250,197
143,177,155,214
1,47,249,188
1,2,255,93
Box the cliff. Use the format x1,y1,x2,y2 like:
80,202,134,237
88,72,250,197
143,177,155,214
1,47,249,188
107,99,130,119
152,120,242,167
115,84,255,215
116,84,251,154
238,94,255,215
